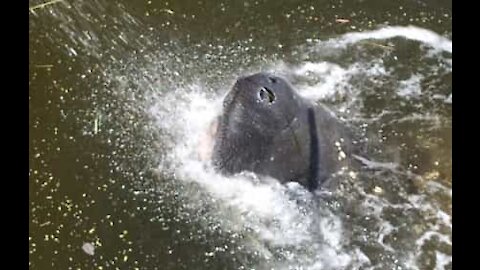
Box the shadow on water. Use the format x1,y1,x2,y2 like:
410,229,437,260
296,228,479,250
30,0,451,269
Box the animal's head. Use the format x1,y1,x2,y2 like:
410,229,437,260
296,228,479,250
213,72,308,174
210,72,356,190
220,72,304,135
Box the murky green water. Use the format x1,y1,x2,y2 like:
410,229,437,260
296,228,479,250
29,0,451,269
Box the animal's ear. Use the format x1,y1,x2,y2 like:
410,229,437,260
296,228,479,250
210,117,220,134
274,72,296,85
197,117,220,162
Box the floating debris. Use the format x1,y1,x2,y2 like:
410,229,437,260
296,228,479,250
39,221,51,227
353,154,399,171
93,114,101,134
335,18,351,24
444,94,452,104
29,0,64,12
373,186,383,194
82,242,95,256
34,64,53,68
160,9,174,15
424,170,440,180
205,251,215,257
359,41,395,50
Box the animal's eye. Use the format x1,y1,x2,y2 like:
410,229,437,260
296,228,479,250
268,77,277,83
258,87,275,103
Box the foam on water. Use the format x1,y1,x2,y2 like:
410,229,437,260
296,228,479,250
286,60,388,102
397,74,423,98
445,94,452,104
435,252,452,270
291,61,350,99
321,25,452,53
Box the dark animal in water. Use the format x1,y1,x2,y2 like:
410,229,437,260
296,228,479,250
210,72,356,191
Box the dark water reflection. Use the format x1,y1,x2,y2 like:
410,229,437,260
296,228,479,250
30,0,451,269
